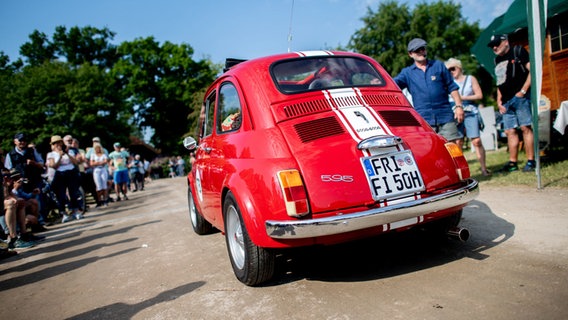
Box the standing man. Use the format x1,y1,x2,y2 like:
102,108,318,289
4,133,44,193
108,142,129,201
488,34,535,172
393,38,464,144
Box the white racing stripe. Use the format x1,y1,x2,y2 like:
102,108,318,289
319,87,422,205
321,88,398,156
295,50,334,57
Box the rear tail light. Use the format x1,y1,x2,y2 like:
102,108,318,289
277,170,310,217
445,142,471,180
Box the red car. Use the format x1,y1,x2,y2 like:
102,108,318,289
184,51,478,286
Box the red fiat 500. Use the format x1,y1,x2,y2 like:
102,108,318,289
184,51,478,286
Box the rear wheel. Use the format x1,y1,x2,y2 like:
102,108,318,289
188,187,213,235
224,192,275,286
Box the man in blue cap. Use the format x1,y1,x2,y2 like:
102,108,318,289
394,38,464,144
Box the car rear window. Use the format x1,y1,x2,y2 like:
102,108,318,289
271,56,385,94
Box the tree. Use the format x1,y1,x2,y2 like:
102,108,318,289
112,37,217,154
52,26,119,69
0,61,131,155
349,1,481,77
2,26,216,157
349,1,412,75
1,26,132,153
19,30,57,66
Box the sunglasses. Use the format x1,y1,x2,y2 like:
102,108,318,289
412,47,426,53
449,67,457,72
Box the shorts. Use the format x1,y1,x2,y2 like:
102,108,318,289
458,111,481,138
502,96,532,130
432,121,463,141
113,170,129,185
93,167,109,191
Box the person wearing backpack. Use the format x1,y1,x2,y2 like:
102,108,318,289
488,34,535,172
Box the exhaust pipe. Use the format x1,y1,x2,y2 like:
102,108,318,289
447,227,470,242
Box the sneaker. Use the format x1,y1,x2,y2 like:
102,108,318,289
123,195,128,200
62,214,74,223
523,161,536,172
9,238,35,249
74,211,84,220
498,161,518,173
116,197,121,202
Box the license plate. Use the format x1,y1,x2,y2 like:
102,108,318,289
361,150,425,200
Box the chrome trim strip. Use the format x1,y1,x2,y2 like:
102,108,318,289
265,178,478,239
357,135,402,149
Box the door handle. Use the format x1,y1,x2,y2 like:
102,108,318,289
204,147,212,154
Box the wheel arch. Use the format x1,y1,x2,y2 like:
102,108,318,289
221,183,272,247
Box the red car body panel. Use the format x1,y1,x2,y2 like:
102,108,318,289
187,51,477,248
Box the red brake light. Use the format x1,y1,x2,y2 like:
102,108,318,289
445,142,471,180
277,170,310,217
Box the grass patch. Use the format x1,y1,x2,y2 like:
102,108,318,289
464,145,568,189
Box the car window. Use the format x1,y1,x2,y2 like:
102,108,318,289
202,91,216,138
271,56,385,94
217,83,242,133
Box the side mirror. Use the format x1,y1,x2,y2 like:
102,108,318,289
183,136,197,150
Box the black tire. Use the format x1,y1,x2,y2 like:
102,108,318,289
223,192,275,286
188,187,213,235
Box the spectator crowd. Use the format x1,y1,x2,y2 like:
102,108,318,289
1,133,154,259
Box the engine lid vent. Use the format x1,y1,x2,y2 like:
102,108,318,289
378,110,421,127
294,116,345,143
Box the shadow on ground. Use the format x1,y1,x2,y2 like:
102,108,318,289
266,198,514,286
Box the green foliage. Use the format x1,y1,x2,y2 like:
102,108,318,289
112,37,216,154
348,1,485,95
52,26,119,68
349,1,412,75
19,30,57,66
1,26,216,157
0,60,132,154
467,147,568,189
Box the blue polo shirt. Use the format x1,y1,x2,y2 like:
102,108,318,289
394,59,458,126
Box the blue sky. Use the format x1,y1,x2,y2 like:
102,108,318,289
1,0,513,64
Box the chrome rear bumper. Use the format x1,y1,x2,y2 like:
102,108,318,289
266,178,478,239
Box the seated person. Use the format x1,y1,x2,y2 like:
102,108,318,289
1,169,42,249
11,171,42,231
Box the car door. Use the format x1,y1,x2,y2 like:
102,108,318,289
207,81,243,220
193,90,216,220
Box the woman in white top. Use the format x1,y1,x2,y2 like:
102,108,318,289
90,143,109,207
46,135,83,222
446,58,490,176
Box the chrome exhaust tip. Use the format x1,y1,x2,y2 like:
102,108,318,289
447,227,470,242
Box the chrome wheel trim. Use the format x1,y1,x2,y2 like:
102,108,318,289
189,191,198,227
226,205,245,269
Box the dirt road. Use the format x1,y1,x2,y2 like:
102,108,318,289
1,177,567,319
